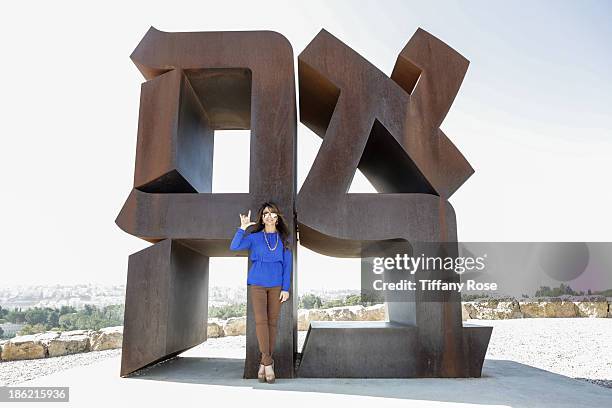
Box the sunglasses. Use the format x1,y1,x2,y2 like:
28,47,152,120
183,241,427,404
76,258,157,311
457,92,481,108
263,212,278,218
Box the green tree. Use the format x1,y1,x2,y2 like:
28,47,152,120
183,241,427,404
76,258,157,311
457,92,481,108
47,311,60,328
18,323,47,335
209,303,247,319
320,294,381,309
535,283,581,297
343,295,362,306
83,304,94,316
25,308,48,325
299,294,322,309
60,306,77,315
6,309,26,324
59,313,78,330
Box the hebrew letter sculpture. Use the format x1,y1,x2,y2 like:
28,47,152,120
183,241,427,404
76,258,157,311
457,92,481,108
116,27,297,379
295,28,491,377
116,26,491,380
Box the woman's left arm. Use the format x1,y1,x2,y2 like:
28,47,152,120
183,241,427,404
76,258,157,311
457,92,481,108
281,248,292,293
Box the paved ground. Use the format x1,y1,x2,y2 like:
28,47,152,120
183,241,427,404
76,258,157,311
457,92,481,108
2,318,611,407
477,317,612,389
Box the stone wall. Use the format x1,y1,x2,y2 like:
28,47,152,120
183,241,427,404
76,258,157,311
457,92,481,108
1,297,609,361
461,295,611,320
205,304,386,339
0,326,123,361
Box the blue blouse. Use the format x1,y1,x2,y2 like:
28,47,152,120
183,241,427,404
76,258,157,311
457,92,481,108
229,227,292,291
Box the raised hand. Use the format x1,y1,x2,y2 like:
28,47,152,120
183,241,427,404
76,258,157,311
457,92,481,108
239,209,257,230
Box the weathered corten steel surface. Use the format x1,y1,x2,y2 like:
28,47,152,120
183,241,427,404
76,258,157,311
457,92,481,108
297,322,490,378
116,27,297,379
295,28,491,377
116,26,490,380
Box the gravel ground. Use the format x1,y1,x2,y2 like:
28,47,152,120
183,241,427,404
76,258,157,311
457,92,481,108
471,318,612,389
2,318,610,389
0,348,121,385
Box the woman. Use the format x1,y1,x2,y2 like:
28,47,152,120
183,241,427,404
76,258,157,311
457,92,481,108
229,201,292,383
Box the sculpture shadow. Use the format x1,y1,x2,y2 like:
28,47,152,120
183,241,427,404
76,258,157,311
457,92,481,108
123,356,612,406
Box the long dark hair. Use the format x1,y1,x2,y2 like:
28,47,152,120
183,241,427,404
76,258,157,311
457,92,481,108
250,201,291,251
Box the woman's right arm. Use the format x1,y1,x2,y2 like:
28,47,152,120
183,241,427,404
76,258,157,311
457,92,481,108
229,227,252,251
230,210,256,251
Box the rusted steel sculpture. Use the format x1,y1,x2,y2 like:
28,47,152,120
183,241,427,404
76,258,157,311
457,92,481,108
116,26,491,379
115,27,297,379
296,28,491,377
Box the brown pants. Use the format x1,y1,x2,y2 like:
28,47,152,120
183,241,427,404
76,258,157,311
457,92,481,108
249,284,282,366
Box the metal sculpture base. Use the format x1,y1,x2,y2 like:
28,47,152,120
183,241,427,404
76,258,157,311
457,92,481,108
297,321,492,378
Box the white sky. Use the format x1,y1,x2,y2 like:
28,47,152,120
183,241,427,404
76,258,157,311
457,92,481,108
1,0,611,293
